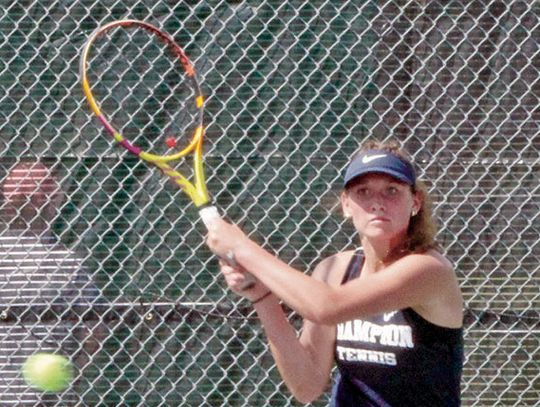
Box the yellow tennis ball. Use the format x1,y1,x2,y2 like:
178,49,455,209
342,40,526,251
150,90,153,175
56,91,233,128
22,353,74,393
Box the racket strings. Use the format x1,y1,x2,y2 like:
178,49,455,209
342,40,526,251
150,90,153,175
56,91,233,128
86,25,201,156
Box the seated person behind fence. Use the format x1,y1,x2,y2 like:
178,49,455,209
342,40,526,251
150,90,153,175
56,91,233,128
206,140,464,406
0,160,100,406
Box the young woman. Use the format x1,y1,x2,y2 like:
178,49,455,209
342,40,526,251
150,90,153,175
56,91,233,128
206,140,464,406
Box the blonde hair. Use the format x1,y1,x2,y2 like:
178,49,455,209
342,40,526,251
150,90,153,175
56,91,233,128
349,139,440,256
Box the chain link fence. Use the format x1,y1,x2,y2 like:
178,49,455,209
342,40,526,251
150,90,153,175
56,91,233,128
0,1,538,406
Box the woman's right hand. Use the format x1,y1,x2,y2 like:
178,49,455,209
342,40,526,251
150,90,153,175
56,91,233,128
220,260,269,302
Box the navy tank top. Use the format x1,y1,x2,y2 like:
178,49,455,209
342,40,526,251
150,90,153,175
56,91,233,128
331,251,463,407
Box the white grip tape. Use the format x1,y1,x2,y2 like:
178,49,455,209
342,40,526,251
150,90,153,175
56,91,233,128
199,206,220,229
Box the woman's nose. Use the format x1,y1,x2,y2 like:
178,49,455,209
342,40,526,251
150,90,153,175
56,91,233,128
370,197,385,212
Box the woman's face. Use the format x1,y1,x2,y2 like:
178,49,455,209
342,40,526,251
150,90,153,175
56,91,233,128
341,173,421,241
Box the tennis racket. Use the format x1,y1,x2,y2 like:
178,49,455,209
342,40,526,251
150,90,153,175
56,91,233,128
79,19,254,289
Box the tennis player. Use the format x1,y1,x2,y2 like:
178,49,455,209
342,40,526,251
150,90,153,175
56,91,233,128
206,140,463,406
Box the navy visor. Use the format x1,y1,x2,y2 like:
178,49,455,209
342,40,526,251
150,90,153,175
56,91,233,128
344,150,416,187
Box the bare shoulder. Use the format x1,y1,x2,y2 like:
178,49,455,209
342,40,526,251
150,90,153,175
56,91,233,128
392,250,460,302
401,250,463,327
311,250,357,287
402,249,453,273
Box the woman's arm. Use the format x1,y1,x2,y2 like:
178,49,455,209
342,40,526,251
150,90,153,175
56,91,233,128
220,259,338,403
208,220,457,326
254,295,336,403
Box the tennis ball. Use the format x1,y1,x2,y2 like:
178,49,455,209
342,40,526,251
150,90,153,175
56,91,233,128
22,353,74,393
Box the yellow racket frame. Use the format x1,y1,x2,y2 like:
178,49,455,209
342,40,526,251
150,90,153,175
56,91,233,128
80,19,209,207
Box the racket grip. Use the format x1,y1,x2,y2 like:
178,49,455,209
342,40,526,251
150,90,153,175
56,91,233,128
199,206,220,228
199,206,256,290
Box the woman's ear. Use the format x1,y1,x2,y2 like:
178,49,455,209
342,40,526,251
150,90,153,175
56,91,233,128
341,190,352,218
412,189,423,216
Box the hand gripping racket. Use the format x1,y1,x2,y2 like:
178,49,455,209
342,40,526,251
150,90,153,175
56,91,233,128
79,19,254,289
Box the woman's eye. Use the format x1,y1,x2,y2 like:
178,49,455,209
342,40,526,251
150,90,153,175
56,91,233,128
351,187,368,198
383,186,401,198
357,188,370,197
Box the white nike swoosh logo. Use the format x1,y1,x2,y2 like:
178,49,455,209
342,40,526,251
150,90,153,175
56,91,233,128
362,154,387,164
383,311,397,321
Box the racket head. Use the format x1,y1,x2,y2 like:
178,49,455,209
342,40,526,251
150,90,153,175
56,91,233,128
79,19,204,162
